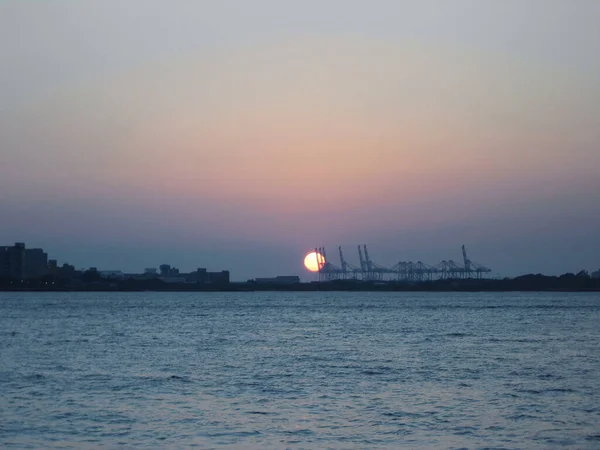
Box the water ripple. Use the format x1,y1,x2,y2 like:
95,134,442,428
1,291,599,449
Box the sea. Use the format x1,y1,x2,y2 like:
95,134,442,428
1,292,599,449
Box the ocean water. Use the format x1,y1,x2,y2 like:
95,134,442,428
1,292,599,449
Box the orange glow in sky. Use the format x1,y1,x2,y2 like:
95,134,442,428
2,3,599,279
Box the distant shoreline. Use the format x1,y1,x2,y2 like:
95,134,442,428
2,276,600,293
1,288,599,292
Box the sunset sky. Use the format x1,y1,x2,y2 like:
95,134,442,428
1,1,599,279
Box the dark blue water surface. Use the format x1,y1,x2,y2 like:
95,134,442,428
1,292,599,449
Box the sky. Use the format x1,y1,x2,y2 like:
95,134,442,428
1,0,599,280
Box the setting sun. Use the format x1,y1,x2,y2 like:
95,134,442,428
304,251,325,272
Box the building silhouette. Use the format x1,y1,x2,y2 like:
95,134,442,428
0,242,48,280
185,268,230,284
24,247,49,279
1,241,233,287
254,276,300,285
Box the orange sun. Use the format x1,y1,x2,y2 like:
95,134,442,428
304,251,325,272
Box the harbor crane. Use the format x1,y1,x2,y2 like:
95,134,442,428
315,244,492,282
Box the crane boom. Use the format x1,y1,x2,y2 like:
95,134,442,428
462,244,471,271
364,245,372,272
358,245,365,272
339,246,347,273
314,247,323,271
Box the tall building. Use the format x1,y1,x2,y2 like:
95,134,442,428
24,248,48,279
0,243,48,279
0,243,26,279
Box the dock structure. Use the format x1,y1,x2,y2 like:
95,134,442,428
316,245,491,282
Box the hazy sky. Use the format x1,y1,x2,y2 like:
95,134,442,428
1,1,599,280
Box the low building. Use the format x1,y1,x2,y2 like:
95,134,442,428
47,259,75,279
159,276,186,284
59,263,77,279
254,276,301,285
99,270,125,280
185,268,230,284
160,264,179,276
